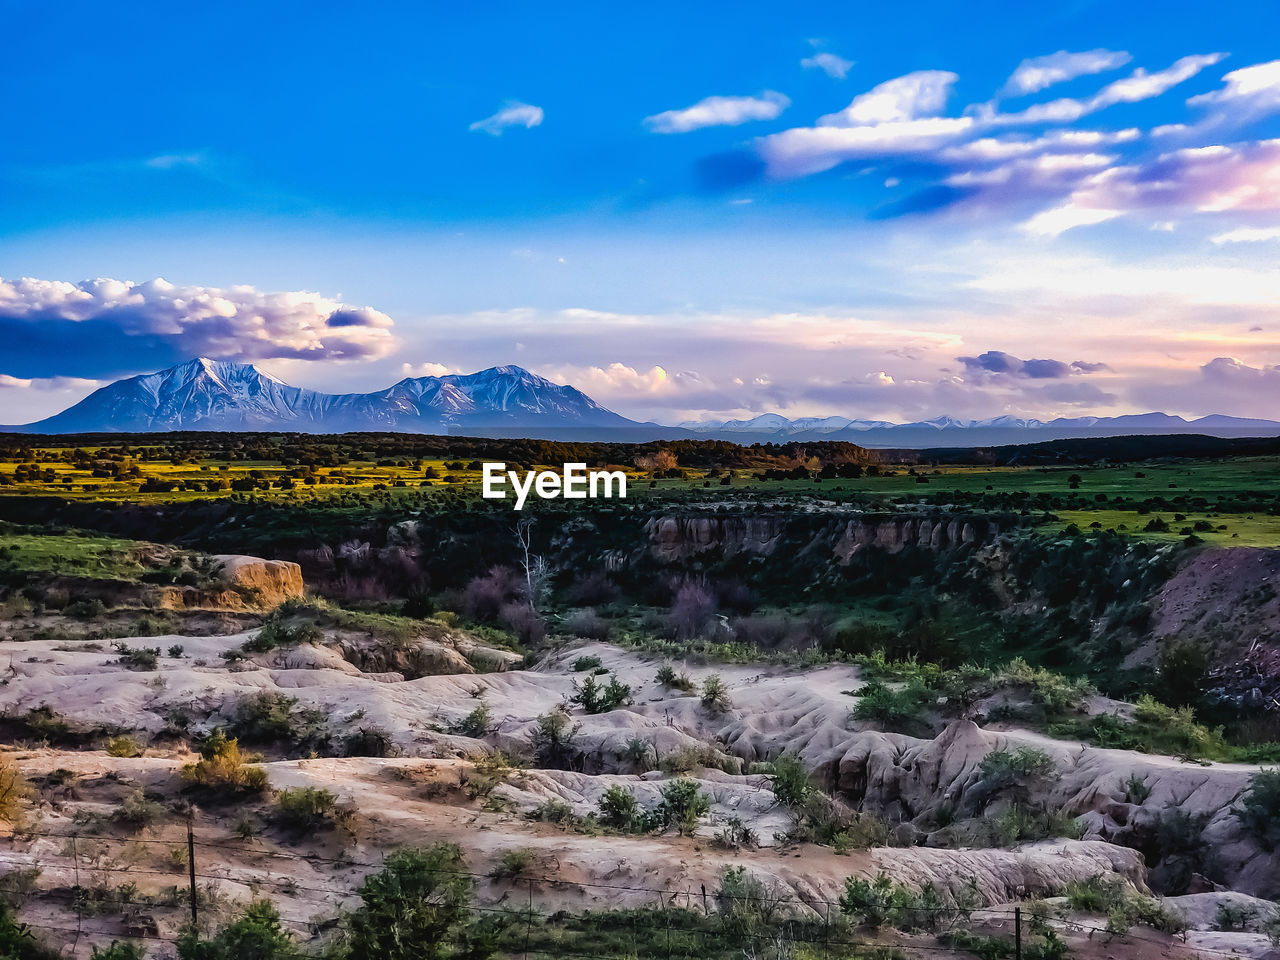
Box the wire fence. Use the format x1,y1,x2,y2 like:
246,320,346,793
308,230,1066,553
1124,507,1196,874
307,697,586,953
0,826,1252,959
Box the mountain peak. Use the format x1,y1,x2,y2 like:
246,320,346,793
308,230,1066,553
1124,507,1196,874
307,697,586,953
15,357,631,434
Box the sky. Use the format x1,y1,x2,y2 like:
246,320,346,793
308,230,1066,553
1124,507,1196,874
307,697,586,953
4,0,1280,425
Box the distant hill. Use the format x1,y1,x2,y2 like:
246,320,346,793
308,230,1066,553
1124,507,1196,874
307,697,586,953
679,411,1280,446
6,357,1279,445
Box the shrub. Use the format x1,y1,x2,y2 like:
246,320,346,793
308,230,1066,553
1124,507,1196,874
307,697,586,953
176,899,298,960
179,730,269,798
339,725,399,758
113,789,166,829
531,709,579,769
571,654,603,672
1235,768,1280,849
0,898,59,959
90,942,146,960
655,664,695,692
715,865,792,934
347,844,492,960
570,672,631,714
767,753,812,808
1122,773,1152,804
598,784,647,832
274,786,338,828
0,755,32,824
976,804,1082,847
112,642,160,671
489,847,535,879
106,735,143,758
527,799,577,824
565,611,613,640
242,618,323,653
700,674,732,714
852,680,925,729
978,747,1058,791
450,702,491,738
668,582,717,640
656,778,711,834
231,692,327,753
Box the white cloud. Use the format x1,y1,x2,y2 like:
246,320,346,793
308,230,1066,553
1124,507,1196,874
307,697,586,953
545,362,680,394
1211,226,1280,244
939,129,1138,163
1002,49,1132,97
0,275,397,365
644,91,790,133
758,71,972,176
1190,60,1280,109
469,101,544,136
1180,60,1280,134
988,53,1226,127
1021,204,1122,236
399,361,456,378
1017,138,1280,234
801,52,854,79
821,70,958,126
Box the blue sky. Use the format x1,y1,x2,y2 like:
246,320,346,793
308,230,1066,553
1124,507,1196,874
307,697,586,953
4,0,1280,423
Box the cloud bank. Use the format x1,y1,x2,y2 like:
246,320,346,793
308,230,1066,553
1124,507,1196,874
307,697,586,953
0,276,397,379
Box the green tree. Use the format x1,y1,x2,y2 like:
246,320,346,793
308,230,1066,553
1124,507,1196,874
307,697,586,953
177,900,298,960
347,844,495,960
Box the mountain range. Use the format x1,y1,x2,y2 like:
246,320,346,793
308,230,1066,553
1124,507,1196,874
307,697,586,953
5,358,1280,446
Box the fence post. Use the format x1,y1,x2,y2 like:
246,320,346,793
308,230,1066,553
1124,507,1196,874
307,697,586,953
523,875,532,960
70,835,82,955
188,819,199,927
664,891,672,960
1015,907,1022,960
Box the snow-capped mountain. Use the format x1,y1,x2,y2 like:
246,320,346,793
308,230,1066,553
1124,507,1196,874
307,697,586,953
7,359,642,435
679,410,1280,445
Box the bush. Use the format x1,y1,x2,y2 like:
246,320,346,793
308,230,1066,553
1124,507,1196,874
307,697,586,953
106,735,143,758
113,789,166,829
231,692,327,753
348,844,493,960
531,708,579,769
112,642,160,671
0,754,32,823
656,778,711,834
715,865,792,935
668,582,717,640
700,674,732,714
1235,768,1280,849
489,847,535,879
767,753,812,807
852,679,925,729
565,612,612,640
274,786,338,828
242,619,323,653
450,702,491,738
90,943,146,960
176,899,298,960
0,900,59,959
978,747,1058,791
571,654,603,672
179,730,269,798
655,664,695,692
975,804,1082,847
598,784,647,832
570,672,631,714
